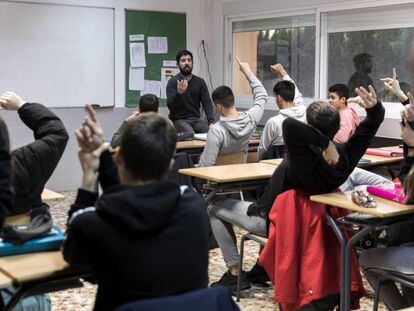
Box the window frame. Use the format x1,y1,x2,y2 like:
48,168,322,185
224,0,414,117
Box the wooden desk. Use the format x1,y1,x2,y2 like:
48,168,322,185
358,154,403,168
310,191,414,311
0,251,69,283
176,139,261,151
0,272,12,290
0,251,90,310
179,162,277,183
41,188,65,201
259,158,284,166
311,191,414,218
259,154,402,168
176,140,206,150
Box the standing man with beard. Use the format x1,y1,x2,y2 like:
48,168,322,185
167,50,214,133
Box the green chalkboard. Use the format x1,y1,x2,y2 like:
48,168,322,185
125,10,186,108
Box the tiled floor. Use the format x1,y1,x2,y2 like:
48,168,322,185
48,191,386,310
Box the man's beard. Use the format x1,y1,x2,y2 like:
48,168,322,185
180,65,192,76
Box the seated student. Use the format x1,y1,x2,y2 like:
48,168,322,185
111,94,159,147
198,57,267,167
328,83,360,143
0,91,68,217
209,86,384,291
257,66,306,160
63,107,209,311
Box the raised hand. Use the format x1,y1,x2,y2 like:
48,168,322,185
235,56,252,76
75,104,104,153
401,120,414,147
381,68,408,102
0,91,25,110
177,79,188,95
347,86,378,109
402,93,414,122
270,63,287,77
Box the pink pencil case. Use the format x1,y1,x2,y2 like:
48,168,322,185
366,185,407,203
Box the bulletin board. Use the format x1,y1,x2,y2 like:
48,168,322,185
125,10,187,107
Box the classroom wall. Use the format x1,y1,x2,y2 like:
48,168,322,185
3,0,211,191
4,0,409,191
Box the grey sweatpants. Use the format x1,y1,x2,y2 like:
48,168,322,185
208,199,267,268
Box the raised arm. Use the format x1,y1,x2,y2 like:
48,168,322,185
0,92,69,191
270,63,304,106
235,56,267,125
381,68,409,103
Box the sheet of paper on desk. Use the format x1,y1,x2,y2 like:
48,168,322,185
128,67,145,91
141,80,161,97
130,42,146,67
148,37,168,54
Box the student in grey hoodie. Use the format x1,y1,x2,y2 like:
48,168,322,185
257,64,306,160
198,56,267,167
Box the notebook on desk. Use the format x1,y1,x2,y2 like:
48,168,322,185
365,146,403,157
194,133,207,141
358,158,372,165
0,226,64,257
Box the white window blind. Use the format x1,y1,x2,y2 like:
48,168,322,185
233,14,315,33
327,3,414,33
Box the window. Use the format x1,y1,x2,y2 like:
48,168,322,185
326,4,414,102
231,15,315,107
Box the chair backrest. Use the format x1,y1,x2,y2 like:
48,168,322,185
114,286,241,311
215,150,245,166
261,145,286,160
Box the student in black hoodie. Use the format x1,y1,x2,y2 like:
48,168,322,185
63,106,209,311
0,91,69,216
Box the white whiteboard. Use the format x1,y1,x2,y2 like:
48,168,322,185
0,1,114,107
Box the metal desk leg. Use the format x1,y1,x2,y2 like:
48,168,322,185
343,225,372,311
326,208,374,311
236,234,248,302
326,209,346,310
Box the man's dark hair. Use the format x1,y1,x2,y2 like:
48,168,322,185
211,86,235,109
121,113,176,181
273,80,295,102
176,50,193,63
138,94,159,113
353,53,371,69
328,83,350,101
306,101,340,140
